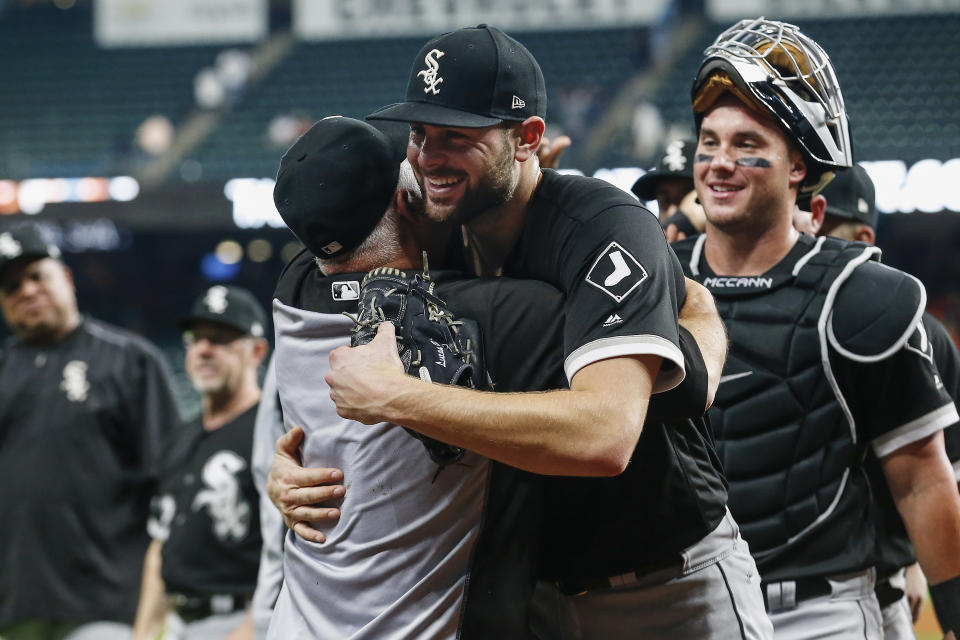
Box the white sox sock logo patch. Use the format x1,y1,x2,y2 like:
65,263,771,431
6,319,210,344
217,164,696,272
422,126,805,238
418,49,445,95
586,241,648,303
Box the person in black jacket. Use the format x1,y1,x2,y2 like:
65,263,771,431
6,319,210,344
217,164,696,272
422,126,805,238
0,225,180,640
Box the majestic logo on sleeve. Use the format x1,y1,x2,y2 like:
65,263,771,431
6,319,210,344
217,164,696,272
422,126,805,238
0,233,23,258
417,49,445,95
60,360,89,402
203,286,229,314
192,451,251,542
585,242,648,303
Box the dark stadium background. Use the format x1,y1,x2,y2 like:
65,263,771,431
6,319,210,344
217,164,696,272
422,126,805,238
1,0,958,424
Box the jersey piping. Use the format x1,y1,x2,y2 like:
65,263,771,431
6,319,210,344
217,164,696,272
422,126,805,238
563,334,685,390
872,403,960,458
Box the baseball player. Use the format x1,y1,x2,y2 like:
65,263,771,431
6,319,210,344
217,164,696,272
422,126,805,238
671,17,960,638
0,226,180,640
307,24,771,639
808,164,960,638
631,138,705,240
267,115,570,639
132,286,268,640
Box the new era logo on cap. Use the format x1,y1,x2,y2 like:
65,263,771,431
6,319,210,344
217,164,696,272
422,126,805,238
512,95,525,109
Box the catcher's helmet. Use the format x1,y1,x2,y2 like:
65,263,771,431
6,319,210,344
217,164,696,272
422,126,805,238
691,17,852,193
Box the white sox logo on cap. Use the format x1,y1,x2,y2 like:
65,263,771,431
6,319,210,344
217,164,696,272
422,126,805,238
0,233,23,259
203,285,229,314
418,49,445,95
664,140,687,172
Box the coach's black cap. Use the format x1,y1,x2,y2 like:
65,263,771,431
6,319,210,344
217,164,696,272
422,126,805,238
179,285,267,338
631,139,696,201
799,164,877,229
273,116,402,259
0,226,61,277
367,24,547,128
820,164,877,229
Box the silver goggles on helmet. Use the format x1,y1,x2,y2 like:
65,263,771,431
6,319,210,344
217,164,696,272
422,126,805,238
692,17,853,190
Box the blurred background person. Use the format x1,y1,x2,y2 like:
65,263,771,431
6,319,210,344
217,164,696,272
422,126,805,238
132,286,268,640
630,138,707,241
0,225,179,640
805,165,960,639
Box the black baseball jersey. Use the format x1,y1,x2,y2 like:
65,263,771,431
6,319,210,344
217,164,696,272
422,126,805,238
269,250,565,639
928,312,960,468
0,318,179,626
675,233,958,581
500,169,727,581
149,406,262,596
870,311,960,579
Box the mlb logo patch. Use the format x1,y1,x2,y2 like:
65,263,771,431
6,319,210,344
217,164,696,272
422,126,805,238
585,242,648,303
331,281,360,301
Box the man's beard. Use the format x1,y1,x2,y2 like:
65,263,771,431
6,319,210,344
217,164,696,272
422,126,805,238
420,143,517,225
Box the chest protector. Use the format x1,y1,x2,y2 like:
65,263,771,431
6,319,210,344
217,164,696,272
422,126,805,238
676,235,883,577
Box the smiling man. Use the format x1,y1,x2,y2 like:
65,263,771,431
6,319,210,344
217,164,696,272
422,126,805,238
133,286,268,640
0,225,180,640
672,18,960,638
302,23,772,640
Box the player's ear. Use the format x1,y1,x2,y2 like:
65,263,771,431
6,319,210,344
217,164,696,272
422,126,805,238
252,337,269,365
513,116,545,163
788,149,807,189
854,225,875,244
809,195,826,234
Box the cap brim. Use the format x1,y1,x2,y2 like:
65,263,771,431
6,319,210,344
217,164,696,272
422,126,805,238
630,172,661,201
177,313,247,334
367,101,503,128
0,251,55,276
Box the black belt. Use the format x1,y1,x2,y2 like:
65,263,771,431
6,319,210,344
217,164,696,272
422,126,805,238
875,579,905,609
556,555,684,596
167,592,250,623
762,577,832,611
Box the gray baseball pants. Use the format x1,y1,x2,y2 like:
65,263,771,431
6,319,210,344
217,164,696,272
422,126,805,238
766,569,883,639
530,508,773,639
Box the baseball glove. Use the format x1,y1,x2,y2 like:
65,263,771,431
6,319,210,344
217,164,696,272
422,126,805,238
348,262,485,472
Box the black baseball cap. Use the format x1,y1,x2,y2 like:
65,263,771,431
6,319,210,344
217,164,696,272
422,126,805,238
273,116,403,259
799,164,877,229
0,226,61,277
179,285,267,338
367,24,547,128
630,139,696,201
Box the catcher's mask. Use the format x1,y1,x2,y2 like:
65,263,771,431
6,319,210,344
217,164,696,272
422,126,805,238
691,17,853,194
